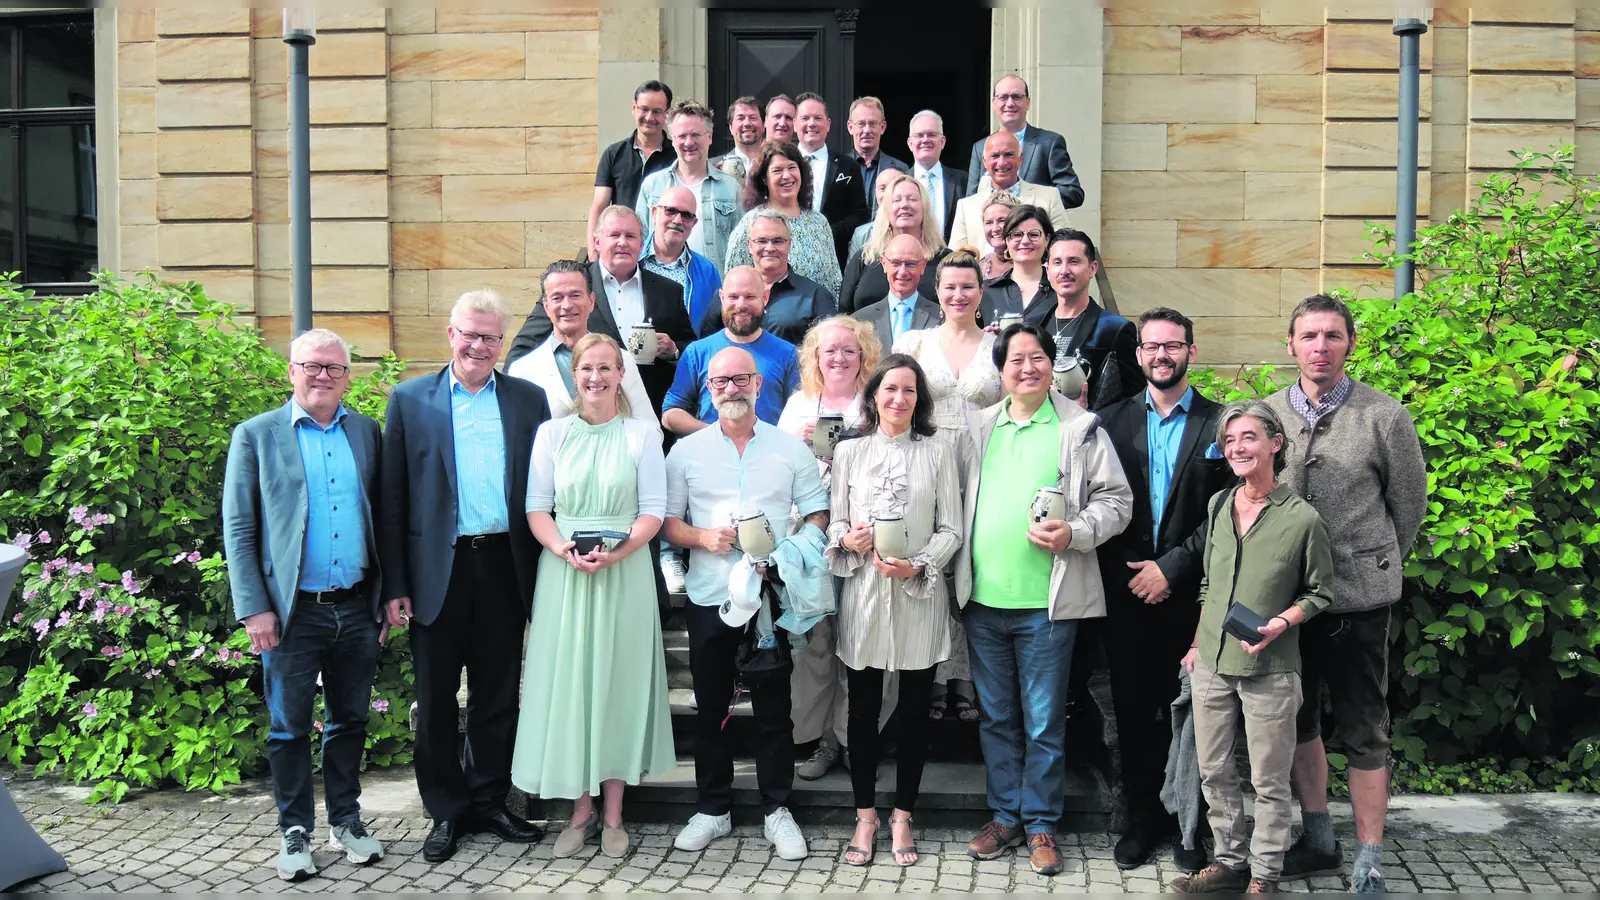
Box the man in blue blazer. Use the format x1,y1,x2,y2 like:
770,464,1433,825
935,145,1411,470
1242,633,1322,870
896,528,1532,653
378,290,552,863
223,328,387,882
964,74,1085,211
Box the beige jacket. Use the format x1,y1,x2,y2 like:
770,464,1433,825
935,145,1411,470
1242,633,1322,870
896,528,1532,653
954,392,1133,620
948,180,1070,253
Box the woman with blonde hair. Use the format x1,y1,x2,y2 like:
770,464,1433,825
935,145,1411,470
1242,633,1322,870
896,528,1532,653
837,170,949,314
976,192,1020,281
512,333,674,860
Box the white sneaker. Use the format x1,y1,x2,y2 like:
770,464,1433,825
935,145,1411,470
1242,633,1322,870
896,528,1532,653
673,812,732,851
763,807,809,860
662,552,688,595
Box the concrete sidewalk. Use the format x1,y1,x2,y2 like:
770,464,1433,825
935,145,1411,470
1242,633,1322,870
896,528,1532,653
8,765,1600,893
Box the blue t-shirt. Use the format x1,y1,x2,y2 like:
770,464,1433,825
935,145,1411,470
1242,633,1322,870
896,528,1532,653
663,330,801,426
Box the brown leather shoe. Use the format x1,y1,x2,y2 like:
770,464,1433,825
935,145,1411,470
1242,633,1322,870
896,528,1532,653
1169,862,1252,893
966,820,1025,859
1246,877,1280,893
1028,832,1063,875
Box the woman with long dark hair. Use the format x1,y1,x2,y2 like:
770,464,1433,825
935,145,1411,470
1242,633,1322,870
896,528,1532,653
722,139,843,296
826,355,963,869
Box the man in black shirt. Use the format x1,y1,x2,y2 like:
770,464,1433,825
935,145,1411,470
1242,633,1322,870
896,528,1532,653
588,80,677,260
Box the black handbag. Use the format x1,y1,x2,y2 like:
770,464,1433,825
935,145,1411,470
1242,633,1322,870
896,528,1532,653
733,580,793,686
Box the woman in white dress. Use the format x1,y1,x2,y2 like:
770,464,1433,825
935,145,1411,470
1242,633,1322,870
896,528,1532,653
892,249,1002,723
827,355,962,869
777,315,887,781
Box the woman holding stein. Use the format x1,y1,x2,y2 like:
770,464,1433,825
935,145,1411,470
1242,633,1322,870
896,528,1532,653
511,333,676,860
1170,401,1333,895
827,355,963,868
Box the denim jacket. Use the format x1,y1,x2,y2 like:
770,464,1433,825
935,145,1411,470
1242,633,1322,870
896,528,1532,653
636,166,743,276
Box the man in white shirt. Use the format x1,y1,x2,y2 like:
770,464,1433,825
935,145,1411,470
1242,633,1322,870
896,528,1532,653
794,92,868,267
663,346,829,862
907,109,970,242
949,132,1069,252
712,95,765,183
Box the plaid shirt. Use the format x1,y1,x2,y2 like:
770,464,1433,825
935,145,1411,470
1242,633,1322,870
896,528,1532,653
1287,374,1354,427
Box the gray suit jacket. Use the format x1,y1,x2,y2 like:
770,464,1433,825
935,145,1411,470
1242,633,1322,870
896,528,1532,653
222,402,383,626
854,295,941,357
965,123,1085,210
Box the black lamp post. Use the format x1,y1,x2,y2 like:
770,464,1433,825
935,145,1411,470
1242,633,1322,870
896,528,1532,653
283,9,316,339
1393,10,1429,300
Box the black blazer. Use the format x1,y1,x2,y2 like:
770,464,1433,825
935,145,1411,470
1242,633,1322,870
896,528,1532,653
378,366,551,626
698,269,837,345
818,151,871,268
965,123,1085,210
1023,298,1146,412
854,295,941,356
838,247,948,315
933,164,970,241
979,269,1051,326
1096,389,1231,610
505,260,696,418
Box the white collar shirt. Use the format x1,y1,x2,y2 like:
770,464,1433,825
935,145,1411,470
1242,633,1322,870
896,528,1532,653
602,264,646,334
802,144,830,212
913,162,946,236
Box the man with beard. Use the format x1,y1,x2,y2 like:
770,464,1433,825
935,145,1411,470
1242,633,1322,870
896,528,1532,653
637,100,743,276
1028,228,1143,412
662,346,830,861
697,211,836,344
712,95,765,182
662,266,801,434
640,186,724,335
1092,307,1230,874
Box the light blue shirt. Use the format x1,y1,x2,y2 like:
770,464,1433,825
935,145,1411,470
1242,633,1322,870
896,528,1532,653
449,366,509,537
891,292,918,344
1146,386,1193,541
291,400,367,592
664,422,830,608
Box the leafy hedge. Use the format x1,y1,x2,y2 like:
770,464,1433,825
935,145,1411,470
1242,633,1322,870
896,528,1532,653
1196,149,1600,790
0,274,410,801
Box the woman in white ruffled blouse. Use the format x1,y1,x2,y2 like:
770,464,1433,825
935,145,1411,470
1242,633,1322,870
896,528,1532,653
826,355,963,869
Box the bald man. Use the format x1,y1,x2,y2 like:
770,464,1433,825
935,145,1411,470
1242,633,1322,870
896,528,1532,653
698,210,836,344
663,345,829,859
949,132,1070,252
850,233,943,353
640,184,725,334
964,74,1084,210
661,266,802,435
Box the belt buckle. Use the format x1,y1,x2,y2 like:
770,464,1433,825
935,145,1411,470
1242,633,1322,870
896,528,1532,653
469,534,487,549
313,590,335,605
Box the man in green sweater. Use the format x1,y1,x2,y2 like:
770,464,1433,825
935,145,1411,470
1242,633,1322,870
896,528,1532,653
1264,295,1428,893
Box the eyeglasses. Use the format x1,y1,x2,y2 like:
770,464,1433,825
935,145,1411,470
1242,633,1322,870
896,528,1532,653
820,347,860,359
708,373,756,389
293,362,349,379
883,257,923,270
455,330,504,348
910,131,942,141
634,104,667,118
993,92,1027,103
1140,341,1191,355
674,130,709,142
659,205,698,222
751,237,791,248
1007,230,1046,243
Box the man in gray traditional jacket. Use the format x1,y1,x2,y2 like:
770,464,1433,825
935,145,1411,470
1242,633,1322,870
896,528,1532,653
1264,294,1428,894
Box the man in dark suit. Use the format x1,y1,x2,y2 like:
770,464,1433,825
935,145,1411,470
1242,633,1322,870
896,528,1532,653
506,205,697,421
794,92,870,267
907,109,968,241
853,233,941,352
964,74,1084,210
845,96,910,217
223,328,386,881
1024,228,1144,412
1093,307,1230,875
379,291,552,863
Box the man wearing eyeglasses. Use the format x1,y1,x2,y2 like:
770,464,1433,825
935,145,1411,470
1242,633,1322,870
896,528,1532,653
588,80,677,261
637,100,743,277
948,131,1068,254
963,74,1084,210
223,328,387,881
1092,307,1230,876
378,290,552,863
697,211,837,344
663,266,802,436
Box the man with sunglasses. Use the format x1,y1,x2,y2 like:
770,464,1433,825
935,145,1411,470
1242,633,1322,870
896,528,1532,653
637,100,743,277
223,328,386,880
640,185,724,338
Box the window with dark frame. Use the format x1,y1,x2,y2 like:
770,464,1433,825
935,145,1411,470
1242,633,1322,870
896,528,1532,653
0,13,97,292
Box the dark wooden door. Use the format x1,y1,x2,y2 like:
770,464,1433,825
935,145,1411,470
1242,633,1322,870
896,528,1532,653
707,9,855,157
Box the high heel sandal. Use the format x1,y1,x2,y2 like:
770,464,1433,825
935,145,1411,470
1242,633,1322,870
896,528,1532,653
890,813,918,867
843,815,879,867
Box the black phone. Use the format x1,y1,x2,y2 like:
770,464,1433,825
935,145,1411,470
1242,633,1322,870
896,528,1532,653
1223,603,1273,644
571,530,630,556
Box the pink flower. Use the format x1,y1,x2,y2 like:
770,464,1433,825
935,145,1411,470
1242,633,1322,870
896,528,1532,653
101,645,125,658
120,571,141,595
166,659,176,667
32,619,49,639
55,611,71,627
232,650,243,661
38,569,51,583
36,532,50,544
10,613,20,623
187,551,202,564
22,590,35,601
13,533,32,550
79,588,94,601
371,698,390,714
143,670,158,681
217,648,231,662
69,506,87,521
313,721,324,732
81,702,98,719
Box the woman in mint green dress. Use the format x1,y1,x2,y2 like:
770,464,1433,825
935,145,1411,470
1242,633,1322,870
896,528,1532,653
512,334,674,859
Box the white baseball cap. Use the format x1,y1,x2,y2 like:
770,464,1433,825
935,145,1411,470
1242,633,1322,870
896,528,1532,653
719,556,762,628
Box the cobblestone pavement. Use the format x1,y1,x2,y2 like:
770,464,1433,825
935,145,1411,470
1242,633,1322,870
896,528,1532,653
11,766,1600,893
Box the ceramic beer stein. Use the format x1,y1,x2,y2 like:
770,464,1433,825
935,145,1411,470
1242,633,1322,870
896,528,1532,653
1052,354,1091,400
811,414,845,459
995,313,1025,332
1030,486,1067,525
871,514,909,559
735,511,777,560
628,322,658,365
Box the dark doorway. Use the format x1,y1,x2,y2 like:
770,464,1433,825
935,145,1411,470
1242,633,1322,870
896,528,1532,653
706,7,991,168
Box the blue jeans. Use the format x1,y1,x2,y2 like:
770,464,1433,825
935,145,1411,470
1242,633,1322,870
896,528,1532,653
262,597,381,831
963,602,1077,834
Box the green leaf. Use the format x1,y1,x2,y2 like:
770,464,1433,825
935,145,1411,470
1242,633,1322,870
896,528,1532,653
21,434,41,457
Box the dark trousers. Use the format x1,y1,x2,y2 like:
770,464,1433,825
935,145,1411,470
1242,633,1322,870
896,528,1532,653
1094,588,1203,830
684,601,792,816
846,664,936,811
411,539,526,822
262,595,380,832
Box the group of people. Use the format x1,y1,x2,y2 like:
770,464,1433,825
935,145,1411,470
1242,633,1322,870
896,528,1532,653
220,71,1426,898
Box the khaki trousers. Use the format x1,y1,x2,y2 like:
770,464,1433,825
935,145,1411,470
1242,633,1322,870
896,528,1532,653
790,616,896,746
1191,660,1301,881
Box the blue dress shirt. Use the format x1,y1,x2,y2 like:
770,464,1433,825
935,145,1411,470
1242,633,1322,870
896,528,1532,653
292,400,367,592
449,367,510,537
1146,386,1193,541
891,292,918,344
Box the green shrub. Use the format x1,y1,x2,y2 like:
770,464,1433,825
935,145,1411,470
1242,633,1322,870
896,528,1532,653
0,274,410,800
